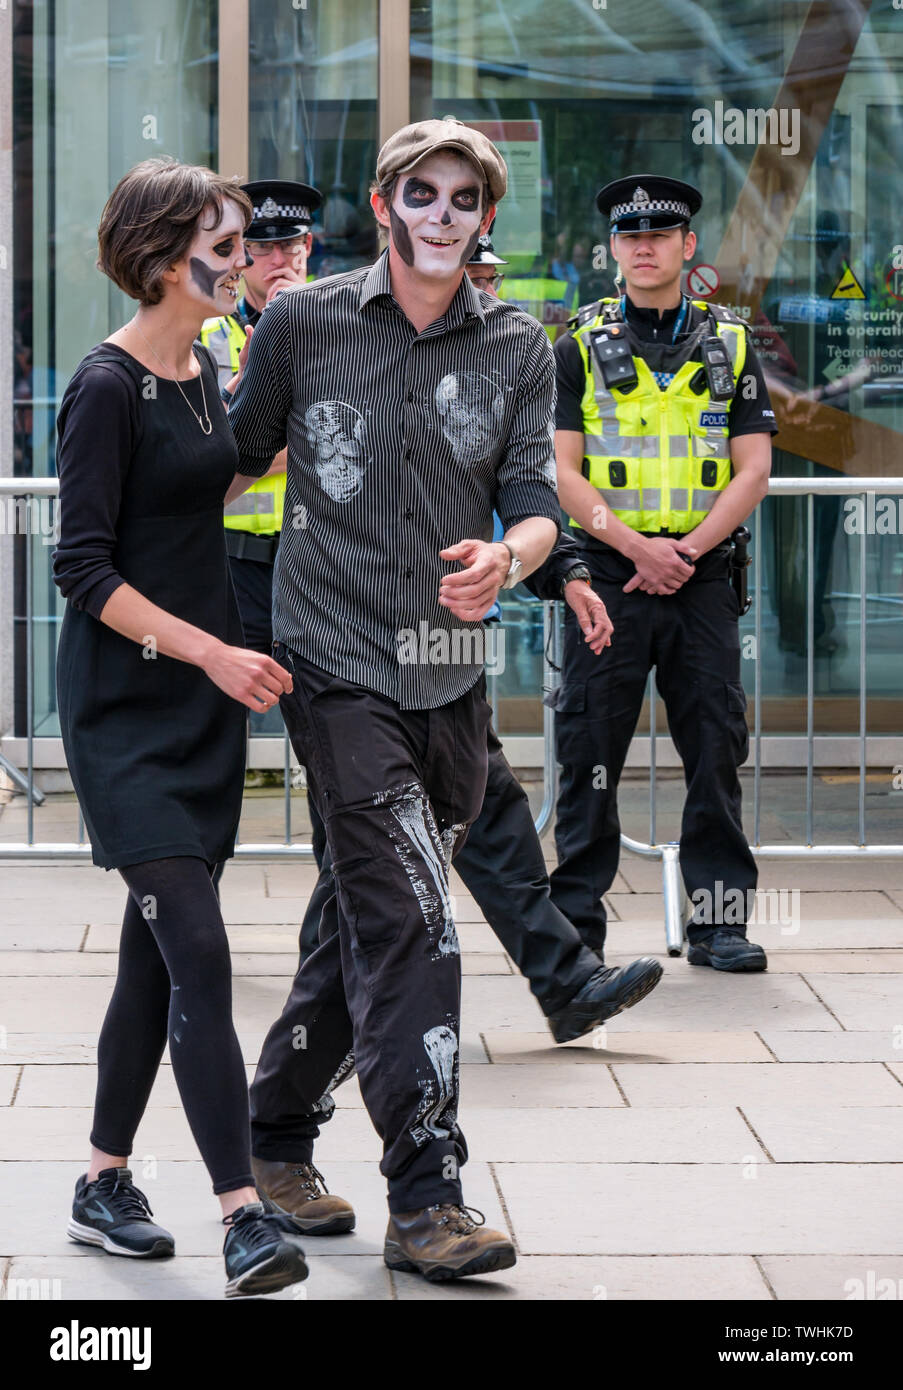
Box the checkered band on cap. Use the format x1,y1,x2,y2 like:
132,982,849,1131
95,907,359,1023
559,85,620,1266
610,196,691,223
254,197,312,221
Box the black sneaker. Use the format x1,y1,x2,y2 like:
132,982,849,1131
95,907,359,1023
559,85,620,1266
548,958,664,1044
223,1200,309,1298
67,1167,175,1258
687,929,768,972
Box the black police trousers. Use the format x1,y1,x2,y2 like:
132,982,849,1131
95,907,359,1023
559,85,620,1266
249,646,489,1213
299,723,600,1013
548,548,757,952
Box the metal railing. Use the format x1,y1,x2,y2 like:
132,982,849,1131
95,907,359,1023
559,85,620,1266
3,478,903,958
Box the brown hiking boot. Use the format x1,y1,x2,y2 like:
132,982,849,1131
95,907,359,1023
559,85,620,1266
251,1158,355,1235
384,1204,516,1282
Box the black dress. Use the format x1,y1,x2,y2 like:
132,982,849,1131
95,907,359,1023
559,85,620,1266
53,343,246,870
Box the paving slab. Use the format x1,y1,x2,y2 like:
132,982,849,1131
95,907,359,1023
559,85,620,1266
481,1031,773,1064
743,1106,903,1162
0,925,86,952
391,1253,771,1301
889,1063,903,1087
493,1162,903,1254
2,1254,390,1302
798,974,903,1031
0,1035,99,1065
18,1062,592,1112
760,951,903,973
611,1062,903,1108
452,1063,624,1109
759,1031,903,1063
760,1255,903,1301
469,964,842,1034
465,1106,763,1164
0,1067,19,1105
604,919,903,953
0,1105,384,1164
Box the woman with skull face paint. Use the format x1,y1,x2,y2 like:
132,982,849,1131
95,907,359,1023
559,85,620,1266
52,159,308,1297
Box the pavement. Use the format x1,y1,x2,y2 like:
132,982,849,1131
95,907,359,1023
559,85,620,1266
2,771,903,1302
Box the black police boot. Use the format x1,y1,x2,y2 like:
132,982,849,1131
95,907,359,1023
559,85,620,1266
687,929,767,973
548,958,663,1044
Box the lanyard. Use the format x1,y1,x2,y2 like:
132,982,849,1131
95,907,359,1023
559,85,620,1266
621,293,688,343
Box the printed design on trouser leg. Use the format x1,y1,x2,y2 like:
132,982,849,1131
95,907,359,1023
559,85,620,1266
410,1023,460,1146
372,783,461,959
310,1048,357,1120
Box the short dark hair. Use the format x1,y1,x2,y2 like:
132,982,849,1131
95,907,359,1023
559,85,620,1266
97,159,253,306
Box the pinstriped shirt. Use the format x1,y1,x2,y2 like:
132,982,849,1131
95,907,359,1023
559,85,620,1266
227,249,560,709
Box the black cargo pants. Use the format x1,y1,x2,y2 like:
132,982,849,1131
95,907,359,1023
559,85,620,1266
250,646,490,1213
548,546,757,952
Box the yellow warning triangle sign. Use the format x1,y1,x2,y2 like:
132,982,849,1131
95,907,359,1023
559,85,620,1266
831,264,865,299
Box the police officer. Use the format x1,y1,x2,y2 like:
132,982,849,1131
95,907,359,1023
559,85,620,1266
201,179,322,664
464,226,507,293
551,176,777,971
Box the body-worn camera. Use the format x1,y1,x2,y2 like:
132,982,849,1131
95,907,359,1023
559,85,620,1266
699,335,735,401
589,325,638,390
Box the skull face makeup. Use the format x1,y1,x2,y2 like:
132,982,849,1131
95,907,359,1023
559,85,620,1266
179,199,249,312
387,151,488,280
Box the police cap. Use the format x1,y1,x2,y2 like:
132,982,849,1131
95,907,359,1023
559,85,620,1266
468,219,507,266
243,179,323,242
596,176,702,234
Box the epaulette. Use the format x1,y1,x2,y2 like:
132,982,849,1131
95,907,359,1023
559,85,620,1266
567,297,619,330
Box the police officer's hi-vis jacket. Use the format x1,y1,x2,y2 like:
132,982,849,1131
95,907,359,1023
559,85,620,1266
200,312,286,537
569,297,748,536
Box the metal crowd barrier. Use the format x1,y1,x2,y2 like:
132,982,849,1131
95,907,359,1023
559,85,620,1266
2,477,903,958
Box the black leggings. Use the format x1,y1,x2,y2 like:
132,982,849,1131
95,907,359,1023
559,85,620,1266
90,856,254,1195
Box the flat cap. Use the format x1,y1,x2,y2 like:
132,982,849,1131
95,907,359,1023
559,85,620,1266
376,118,507,203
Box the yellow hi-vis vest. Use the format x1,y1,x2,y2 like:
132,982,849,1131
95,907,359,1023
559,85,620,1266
200,313,286,536
570,298,747,535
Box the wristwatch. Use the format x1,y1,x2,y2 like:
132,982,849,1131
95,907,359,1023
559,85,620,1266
499,539,524,590
220,385,234,405
560,563,592,596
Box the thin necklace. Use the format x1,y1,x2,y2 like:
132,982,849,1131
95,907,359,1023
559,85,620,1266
130,321,213,435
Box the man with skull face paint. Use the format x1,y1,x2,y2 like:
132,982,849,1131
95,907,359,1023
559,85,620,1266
226,119,563,1282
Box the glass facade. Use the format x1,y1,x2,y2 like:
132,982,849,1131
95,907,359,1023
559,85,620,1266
8,0,903,746
411,0,903,736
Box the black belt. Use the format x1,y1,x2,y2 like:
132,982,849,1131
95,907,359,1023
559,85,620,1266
225,530,280,564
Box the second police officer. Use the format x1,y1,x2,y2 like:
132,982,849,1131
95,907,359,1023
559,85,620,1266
201,179,322,674
551,176,777,972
